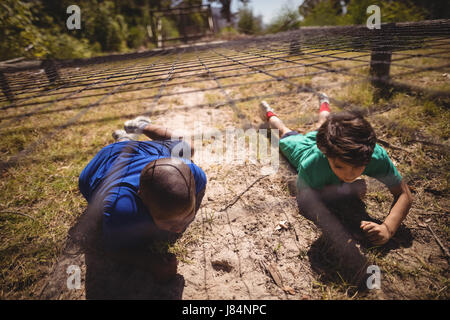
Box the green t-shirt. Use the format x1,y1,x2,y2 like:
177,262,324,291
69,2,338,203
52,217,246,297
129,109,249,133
279,131,402,190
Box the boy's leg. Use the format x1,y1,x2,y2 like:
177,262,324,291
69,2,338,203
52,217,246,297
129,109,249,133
261,93,331,135
260,101,293,137
141,124,177,141
124,116,195,156
123,116,179,141
315,93,331,130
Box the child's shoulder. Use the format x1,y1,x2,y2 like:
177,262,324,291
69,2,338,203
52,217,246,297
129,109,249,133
367,144,393,167
299,145,329,171
372,143,389,158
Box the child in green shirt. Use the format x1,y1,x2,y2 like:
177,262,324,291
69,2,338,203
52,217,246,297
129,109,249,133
259,94,413,247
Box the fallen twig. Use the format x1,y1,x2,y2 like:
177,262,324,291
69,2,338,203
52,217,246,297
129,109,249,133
0,210,35,220
377,138,408,152
411,208,447,216
219,175,269,212
426,223,450,259
259,261,296,295
410,139,450,151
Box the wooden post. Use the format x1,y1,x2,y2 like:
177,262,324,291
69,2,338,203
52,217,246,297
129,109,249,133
207,4,214,34
369,26,394,99
41,59,60,84
289,38,301,55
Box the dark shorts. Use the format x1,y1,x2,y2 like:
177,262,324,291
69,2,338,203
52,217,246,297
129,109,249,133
280,131,301,140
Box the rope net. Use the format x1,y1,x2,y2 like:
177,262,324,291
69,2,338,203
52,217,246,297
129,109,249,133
0,19,449,170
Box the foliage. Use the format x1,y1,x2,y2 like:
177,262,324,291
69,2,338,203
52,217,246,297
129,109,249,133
161,17,180,40
344,0,427,25
299,0,442,27
0,0,213,60
300,0,346,26
127,26,148,49
219,25,239,37
86,2,128,52
237,6,262,35
45,34,95,59
266,2,301,34
0,0,48,59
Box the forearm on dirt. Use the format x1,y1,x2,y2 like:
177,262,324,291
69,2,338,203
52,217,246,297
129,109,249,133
297,188,367,264
384,180,413,236
297,188,354,243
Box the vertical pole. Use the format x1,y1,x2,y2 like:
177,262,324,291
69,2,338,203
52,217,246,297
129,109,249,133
369,27,393,99
41,59,61,84
149,11,157,47
207,4,214,34
181,13,188,44
289,38,301,55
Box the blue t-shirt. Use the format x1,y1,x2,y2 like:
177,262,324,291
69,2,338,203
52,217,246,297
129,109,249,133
79,140,207,249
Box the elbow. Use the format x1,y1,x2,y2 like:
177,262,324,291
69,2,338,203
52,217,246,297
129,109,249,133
406,190,414,209
404,183,414,208
401,183,413,212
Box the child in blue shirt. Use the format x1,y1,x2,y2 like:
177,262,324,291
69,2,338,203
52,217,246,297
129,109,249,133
76,117,206,280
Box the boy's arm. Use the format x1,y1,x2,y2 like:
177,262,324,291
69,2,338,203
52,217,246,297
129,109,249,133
384,180,413,234
296,187,369,274
361,180,413,245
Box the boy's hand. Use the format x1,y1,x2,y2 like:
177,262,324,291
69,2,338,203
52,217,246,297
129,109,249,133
350,179,367,198
360,221,391,245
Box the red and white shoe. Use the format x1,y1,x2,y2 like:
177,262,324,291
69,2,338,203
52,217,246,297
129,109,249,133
259,100,276,121
318,93,330,113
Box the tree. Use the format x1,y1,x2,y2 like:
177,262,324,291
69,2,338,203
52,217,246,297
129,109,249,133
208,0,248,23
344,0,428,25
0,0,48,59
237,5,262,34
300,0,346,26
299,0,448,27
266,2,301,34
299,0,349,18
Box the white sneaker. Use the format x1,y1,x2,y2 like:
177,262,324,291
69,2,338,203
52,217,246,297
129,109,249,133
112,129,139,142
259,100,275,121
318,92,330,108
124,116,151,134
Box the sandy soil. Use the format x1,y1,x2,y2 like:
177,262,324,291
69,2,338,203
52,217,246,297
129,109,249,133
38,85,448,300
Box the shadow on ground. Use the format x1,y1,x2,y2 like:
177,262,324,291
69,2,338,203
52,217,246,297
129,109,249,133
83,249,184,300
305,196,413,289
40,209,185,300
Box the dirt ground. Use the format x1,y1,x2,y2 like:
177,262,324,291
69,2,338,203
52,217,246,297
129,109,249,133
37,84,449,300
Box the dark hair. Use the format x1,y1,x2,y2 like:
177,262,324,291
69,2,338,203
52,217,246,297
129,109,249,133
139,158,195,220
316,111,376,166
